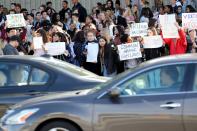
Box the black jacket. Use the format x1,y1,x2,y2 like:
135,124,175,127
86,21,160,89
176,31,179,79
98,43,118,75
72,3,87,23
59,8,71,21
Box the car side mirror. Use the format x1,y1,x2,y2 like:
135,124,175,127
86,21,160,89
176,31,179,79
108,88,121,99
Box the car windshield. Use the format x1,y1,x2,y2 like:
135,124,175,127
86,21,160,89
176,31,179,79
36,58,98,77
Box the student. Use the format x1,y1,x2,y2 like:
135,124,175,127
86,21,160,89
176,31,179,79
51,32,72,62
143,27,162,61
3,35,20,55
83,30,99,75
161,22,187,55
98,36,117,77
73,31,86,67
32,29,49,56
186,29,197,53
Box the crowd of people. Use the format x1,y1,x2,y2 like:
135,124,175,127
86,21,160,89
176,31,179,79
0,0,196,77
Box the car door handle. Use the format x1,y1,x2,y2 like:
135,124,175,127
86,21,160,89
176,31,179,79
27,91,42,96
160,103,181,109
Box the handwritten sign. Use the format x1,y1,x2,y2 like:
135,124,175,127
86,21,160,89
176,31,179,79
6,14,26,28
33,37,43,50
143,35,163,48
117,42,142,61
45,42,66,56
130,23,148,37
182,13,197,29
86,43,99,63
159,14,179,38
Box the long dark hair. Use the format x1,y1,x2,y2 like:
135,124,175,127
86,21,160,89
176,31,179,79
186,5,196,12
52,32,67,43
51,13,60,24
73,31,86,43
99,36,108,48
36,28,49,44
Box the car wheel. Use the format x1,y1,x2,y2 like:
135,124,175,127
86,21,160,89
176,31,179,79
39,121,80,131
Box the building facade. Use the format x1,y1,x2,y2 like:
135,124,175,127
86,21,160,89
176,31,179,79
0,0,171,13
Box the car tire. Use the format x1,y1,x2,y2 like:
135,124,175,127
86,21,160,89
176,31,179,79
39,121,80,131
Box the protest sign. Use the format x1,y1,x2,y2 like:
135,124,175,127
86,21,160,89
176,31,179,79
182,13,197,29
117,42,142,61
159,14,179,38
45,42,66,56
33,37,43,50
86,43,99,63
143,35,163,48
130,23,148,37
6,14,26,28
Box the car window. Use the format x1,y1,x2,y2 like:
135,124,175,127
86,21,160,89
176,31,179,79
29,68,49,85
0,63,30,87
118,65,187,96
36,58,98,77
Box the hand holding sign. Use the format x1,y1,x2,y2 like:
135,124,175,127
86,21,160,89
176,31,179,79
159,14,179,38
86,43,99,63
6,14,26,28
33,37,43,50
45,42,66,56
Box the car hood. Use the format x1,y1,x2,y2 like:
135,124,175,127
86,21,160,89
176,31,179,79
11,89,92,110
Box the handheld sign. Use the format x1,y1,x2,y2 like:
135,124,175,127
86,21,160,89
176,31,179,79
143,35,163,49
182,13,197,29
159,14,179,38
6,14,26,28
33,37,43,50
130,23,148,37
45,42,66,56
86,43,99,63
117,42,142,61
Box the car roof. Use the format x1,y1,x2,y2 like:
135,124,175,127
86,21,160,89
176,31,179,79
0,55,100,77
141,54,197,67
0,55,53,61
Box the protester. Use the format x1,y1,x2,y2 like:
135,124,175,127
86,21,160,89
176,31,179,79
98,36,117,76
72,0,87,23
0,0,196,76
59,0,71,22
3,35,20,55
51,32,72,62
73,31,86,67
83,30,99,74
186,29,197,53
32,29,49,56
143,27,162,60
161,22,187,55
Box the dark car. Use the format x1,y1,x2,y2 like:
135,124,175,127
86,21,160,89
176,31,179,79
2,54,197,131
0,55,108,117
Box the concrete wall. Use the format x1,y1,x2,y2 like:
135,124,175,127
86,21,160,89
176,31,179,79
0,0,107,13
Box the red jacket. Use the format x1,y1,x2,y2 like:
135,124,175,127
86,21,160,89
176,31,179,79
162,29,187,55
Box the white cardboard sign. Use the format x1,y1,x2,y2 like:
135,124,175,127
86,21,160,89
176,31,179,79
6,14,26,28
159,14,179,38
130,23,148,37
143,35,163,49
117,42,142,61
45,42,66,56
